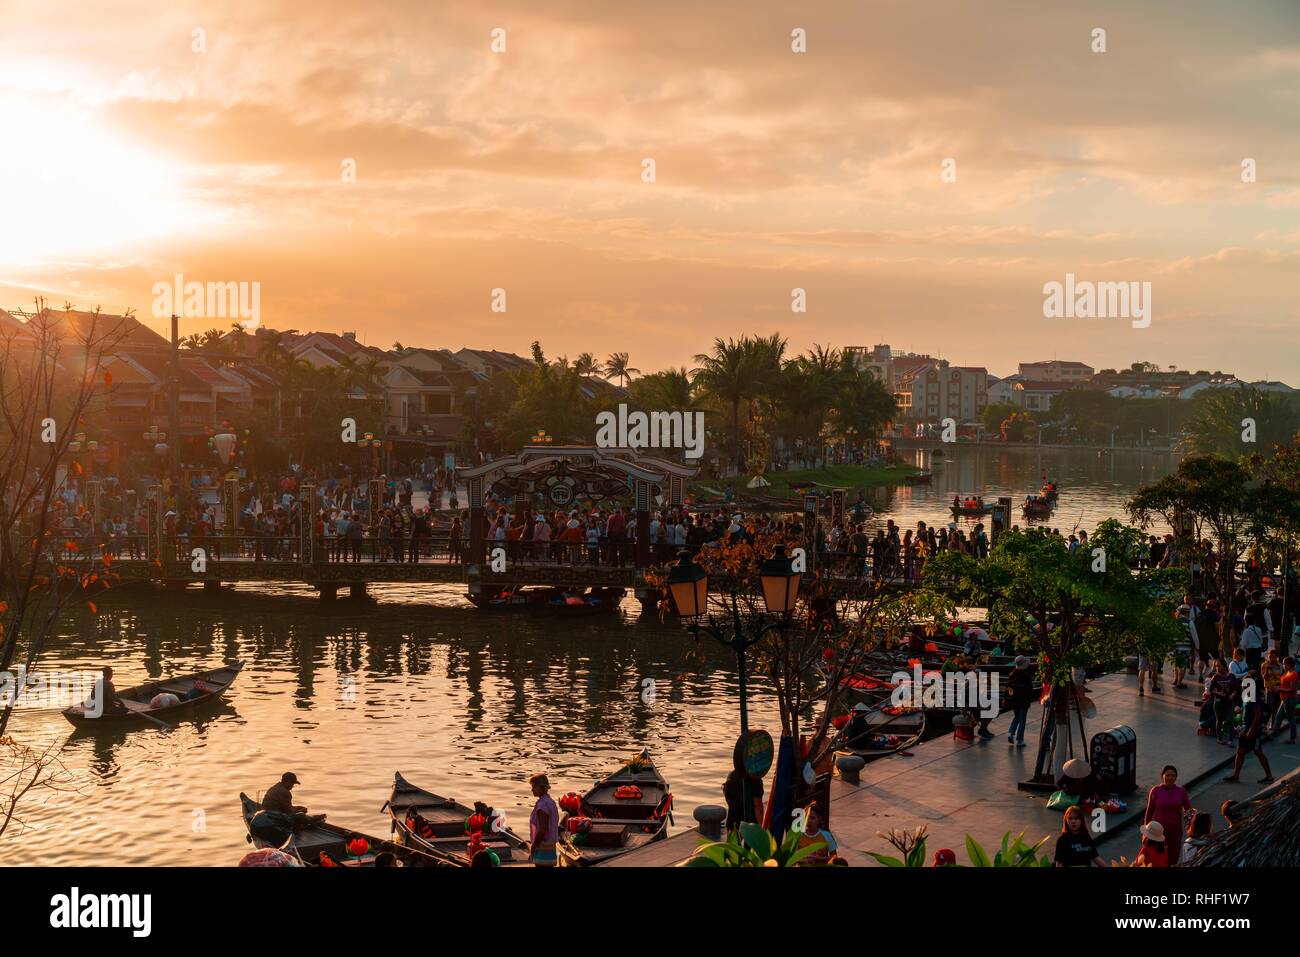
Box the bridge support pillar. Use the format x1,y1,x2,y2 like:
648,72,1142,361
348,583,370,601
466,476,485,564
633,478,651,568
318,585,338,602
203,580,221,593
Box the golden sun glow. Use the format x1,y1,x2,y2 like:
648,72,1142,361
0,95,194,261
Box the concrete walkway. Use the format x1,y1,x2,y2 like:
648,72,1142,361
605,671,1264,866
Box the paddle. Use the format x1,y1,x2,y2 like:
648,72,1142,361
135,710,172,732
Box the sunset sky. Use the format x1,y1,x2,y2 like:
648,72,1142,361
1,0,1298,379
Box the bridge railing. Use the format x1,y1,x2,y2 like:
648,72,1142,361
29,533,1280,592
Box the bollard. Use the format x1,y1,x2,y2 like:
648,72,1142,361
693,804,726,840
836,754,866,785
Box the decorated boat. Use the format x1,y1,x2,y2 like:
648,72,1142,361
557,749,672,866
385,772,529,866
240,792,457,867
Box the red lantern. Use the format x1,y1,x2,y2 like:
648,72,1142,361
346,836,369,858
466,812,486,834
559,792,582,814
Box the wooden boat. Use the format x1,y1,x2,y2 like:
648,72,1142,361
557,749,672,867
949,504,993,517
63,662,243,727
838,709,926,763
240,792,458,867
1022,499,1053,518
467,585,625,614
903,472,932,485
385,772,529,865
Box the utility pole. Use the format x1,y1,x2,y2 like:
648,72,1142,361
170,313,180,484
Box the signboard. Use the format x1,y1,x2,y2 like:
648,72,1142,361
733,729,774,779
830,488,846,528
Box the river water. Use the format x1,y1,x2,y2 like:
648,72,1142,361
5,446,1176,865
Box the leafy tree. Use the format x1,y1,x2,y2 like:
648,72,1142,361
829,367,895,447
1183,385,1300,457
1128,456,1263,653
982,400,1020,434
922,522,1182,780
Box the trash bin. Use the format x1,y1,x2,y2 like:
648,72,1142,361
1090,725,1137,794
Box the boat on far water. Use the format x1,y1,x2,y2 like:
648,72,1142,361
63,662,243,727
467,585,625,614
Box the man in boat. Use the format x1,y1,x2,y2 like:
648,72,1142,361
843,702,872,748
92,667,128,716
263,772,310,816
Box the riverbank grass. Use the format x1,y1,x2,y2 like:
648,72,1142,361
691,464,918,501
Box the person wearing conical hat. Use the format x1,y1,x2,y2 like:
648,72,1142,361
1055,758,1094,801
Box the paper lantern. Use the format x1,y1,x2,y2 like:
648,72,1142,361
213,432,237,465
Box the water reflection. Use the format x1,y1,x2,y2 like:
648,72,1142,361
3,446,1172,865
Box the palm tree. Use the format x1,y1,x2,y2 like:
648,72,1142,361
257,329,293,368
692,338,756,470
603,352,639,387
829,368,896,448
628,367,694,411
574,352,600,377
227,322,251,356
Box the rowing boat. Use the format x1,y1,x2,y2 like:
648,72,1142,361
557,749,672,867
239,793,457,867
837,708,927,763
467,585,625,615
385,772,529,865
63,662,243,727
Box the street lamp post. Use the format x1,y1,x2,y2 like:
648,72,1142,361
667,545,801,824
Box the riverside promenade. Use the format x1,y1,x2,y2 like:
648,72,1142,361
605,671,1300,866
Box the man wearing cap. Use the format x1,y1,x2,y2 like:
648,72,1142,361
263,772,308,816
